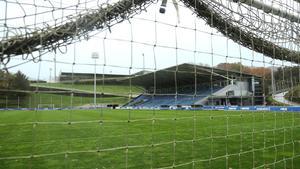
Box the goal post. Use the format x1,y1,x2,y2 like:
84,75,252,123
37,104,55,110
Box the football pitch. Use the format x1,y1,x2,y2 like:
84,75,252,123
0,109,300,169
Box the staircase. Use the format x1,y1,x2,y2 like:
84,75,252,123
254,78,264,105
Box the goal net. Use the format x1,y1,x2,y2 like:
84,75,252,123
37,104,55,110
0,0,300,168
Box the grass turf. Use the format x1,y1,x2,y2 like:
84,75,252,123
31,83,144,96
0,109,300,168
0,93,129,108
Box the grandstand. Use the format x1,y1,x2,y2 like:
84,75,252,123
125,63,264,108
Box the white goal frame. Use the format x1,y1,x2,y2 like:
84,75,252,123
37,104,55,110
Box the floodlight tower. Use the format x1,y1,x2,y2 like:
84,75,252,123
270,60,276,96
49,68,52,82
142,53,145,71
91,52,99,108
54,54,57,82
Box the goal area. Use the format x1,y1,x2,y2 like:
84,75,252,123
37,104,55,110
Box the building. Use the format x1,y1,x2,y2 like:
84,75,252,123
58,63,264,107
125,63,264,108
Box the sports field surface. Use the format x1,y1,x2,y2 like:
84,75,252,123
0,93,128,108
0,109,299,169
31,83,144,96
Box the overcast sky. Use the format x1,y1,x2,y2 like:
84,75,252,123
0,0,296,81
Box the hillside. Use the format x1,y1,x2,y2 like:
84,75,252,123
31,83,145,97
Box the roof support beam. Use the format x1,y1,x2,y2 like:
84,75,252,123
231,0,300,23
196,67,234,81
181,0,300,64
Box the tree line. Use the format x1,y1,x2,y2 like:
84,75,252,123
0,70,30,91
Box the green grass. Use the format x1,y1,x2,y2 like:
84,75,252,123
0,109,300,168
31,83,144,96
0,93,129,108
285,86,300,103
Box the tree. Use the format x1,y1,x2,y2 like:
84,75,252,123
216,62,244,72
0,70,14,89
216,62,271,77
0,71,30,107
11,71,30,90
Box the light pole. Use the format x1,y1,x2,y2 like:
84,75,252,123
91,52,99,108
54,54,57,82
142,53,145,71
270,60,276,96
49,68,52,82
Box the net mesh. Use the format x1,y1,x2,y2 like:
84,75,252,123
0,0,300,168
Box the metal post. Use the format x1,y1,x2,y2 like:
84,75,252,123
17,96,20,109
251,76,255,106
29,96,31,108
70,92,73,109
142,53,145,71
49,68,52,82
39,94,42,106
91,52,99,108
54,54,57,82
271,61,276,95
6,96,8,109
94,59,97,107
51,96,53,109
60,95,63,109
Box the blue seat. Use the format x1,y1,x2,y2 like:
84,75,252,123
126,85,223,108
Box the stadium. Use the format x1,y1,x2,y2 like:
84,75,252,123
125,63,264,108
56,63,264,109
1,0,300,168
